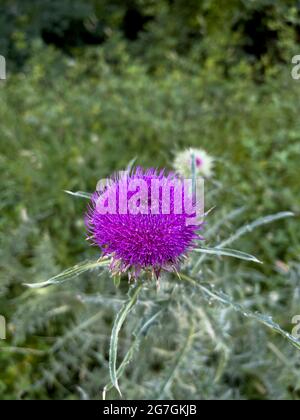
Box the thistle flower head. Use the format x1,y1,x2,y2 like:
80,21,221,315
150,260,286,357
174,148,214,179
85,167,203,279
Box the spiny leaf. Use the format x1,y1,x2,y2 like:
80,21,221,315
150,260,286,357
23,259,110,289
193,247,262,264
103,308,162,399
64,190,92,199
217,211,294,249
193,211,294,273
181,274,300,352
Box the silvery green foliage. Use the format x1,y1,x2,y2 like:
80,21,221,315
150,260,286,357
1,33,299,399
6,177,297,400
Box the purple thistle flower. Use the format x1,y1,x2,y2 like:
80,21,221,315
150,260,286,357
85,167,203,279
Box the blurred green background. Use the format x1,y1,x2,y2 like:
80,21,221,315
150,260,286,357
0,0,300,400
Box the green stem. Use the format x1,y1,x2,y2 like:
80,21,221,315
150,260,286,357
109,283,143,397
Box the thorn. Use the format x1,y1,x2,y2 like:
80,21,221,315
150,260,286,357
174,267,182,281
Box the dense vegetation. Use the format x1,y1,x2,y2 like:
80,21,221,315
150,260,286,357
0,0,299,400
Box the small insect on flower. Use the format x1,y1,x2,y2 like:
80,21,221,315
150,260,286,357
85,167,204,281
174,148,214,179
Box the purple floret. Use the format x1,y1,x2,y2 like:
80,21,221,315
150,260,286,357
85,167,203,278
